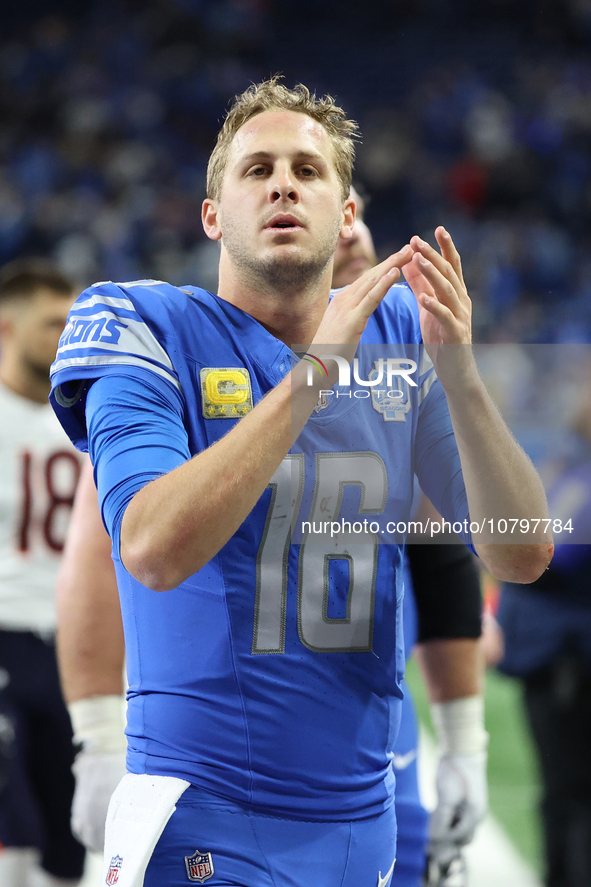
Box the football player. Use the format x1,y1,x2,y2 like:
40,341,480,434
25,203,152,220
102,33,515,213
0,260,85,887
50,79,551,887
59,211,486,887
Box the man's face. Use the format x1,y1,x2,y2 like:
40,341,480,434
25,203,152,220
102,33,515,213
6,289,75,377
204,109,354,292
332,217,378,289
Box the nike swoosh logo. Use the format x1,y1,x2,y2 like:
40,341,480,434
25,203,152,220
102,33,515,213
378,858,396,887
392,749,417,770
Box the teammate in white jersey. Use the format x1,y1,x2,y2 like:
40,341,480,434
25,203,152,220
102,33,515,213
0,260,85,887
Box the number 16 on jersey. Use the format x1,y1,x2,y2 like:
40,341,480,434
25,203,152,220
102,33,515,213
253,452,389,655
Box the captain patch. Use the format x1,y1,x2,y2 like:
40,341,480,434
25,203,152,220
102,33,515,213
200,367,253,419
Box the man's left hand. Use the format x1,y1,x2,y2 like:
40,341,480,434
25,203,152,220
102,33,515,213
427,749,488,881
403,227,472,347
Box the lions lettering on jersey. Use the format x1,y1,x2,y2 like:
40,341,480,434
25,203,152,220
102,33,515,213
52,286,180,396
49,279,470,822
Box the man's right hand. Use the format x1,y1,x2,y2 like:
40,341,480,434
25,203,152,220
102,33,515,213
72,748,127,852
424,851,468,887
311,246,413,358
68,694,127,852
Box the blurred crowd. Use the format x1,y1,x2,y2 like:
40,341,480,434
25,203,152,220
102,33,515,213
1,0,591,343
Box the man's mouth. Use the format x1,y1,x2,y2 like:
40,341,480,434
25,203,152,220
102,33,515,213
264,214,303,231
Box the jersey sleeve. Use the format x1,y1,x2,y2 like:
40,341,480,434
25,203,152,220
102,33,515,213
414,366,473,548
85,369,190,555
50,280,181,451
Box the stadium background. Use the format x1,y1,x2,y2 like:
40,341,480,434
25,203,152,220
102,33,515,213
2,0,591,878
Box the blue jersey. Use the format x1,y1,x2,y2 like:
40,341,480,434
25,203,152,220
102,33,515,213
50,280,469,822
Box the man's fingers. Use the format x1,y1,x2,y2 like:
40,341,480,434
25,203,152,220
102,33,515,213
410,234,465,301
384,243,413,270
329,245,412,325
349,245,413,302
413,254,464,316
354,246,414,318
357,266,400,317
435,226,466,288
313,244,413,349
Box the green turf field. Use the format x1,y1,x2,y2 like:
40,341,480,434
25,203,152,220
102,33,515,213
405,658,543,873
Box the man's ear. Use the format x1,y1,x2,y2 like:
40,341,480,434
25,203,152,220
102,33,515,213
202,199,222,241
0,307,17,340
339,195,356,240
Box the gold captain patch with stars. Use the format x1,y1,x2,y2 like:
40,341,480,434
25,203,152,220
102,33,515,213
200,367,253,419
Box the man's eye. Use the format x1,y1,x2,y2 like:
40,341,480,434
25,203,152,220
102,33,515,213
300,167,317,177
249,166,267,176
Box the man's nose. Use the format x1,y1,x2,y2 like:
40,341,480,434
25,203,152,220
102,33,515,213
269,166,299,202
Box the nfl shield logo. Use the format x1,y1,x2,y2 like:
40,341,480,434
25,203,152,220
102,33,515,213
185,848,214,883
106,855,122,885
313,390,330,413
185,850,213,884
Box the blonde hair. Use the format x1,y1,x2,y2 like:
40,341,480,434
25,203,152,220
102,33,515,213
206,77,359,202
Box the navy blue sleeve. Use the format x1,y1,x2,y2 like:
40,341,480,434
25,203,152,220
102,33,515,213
85,368,191,555
414,380,473,548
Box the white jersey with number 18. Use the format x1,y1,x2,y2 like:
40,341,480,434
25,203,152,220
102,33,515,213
0,382,83,633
